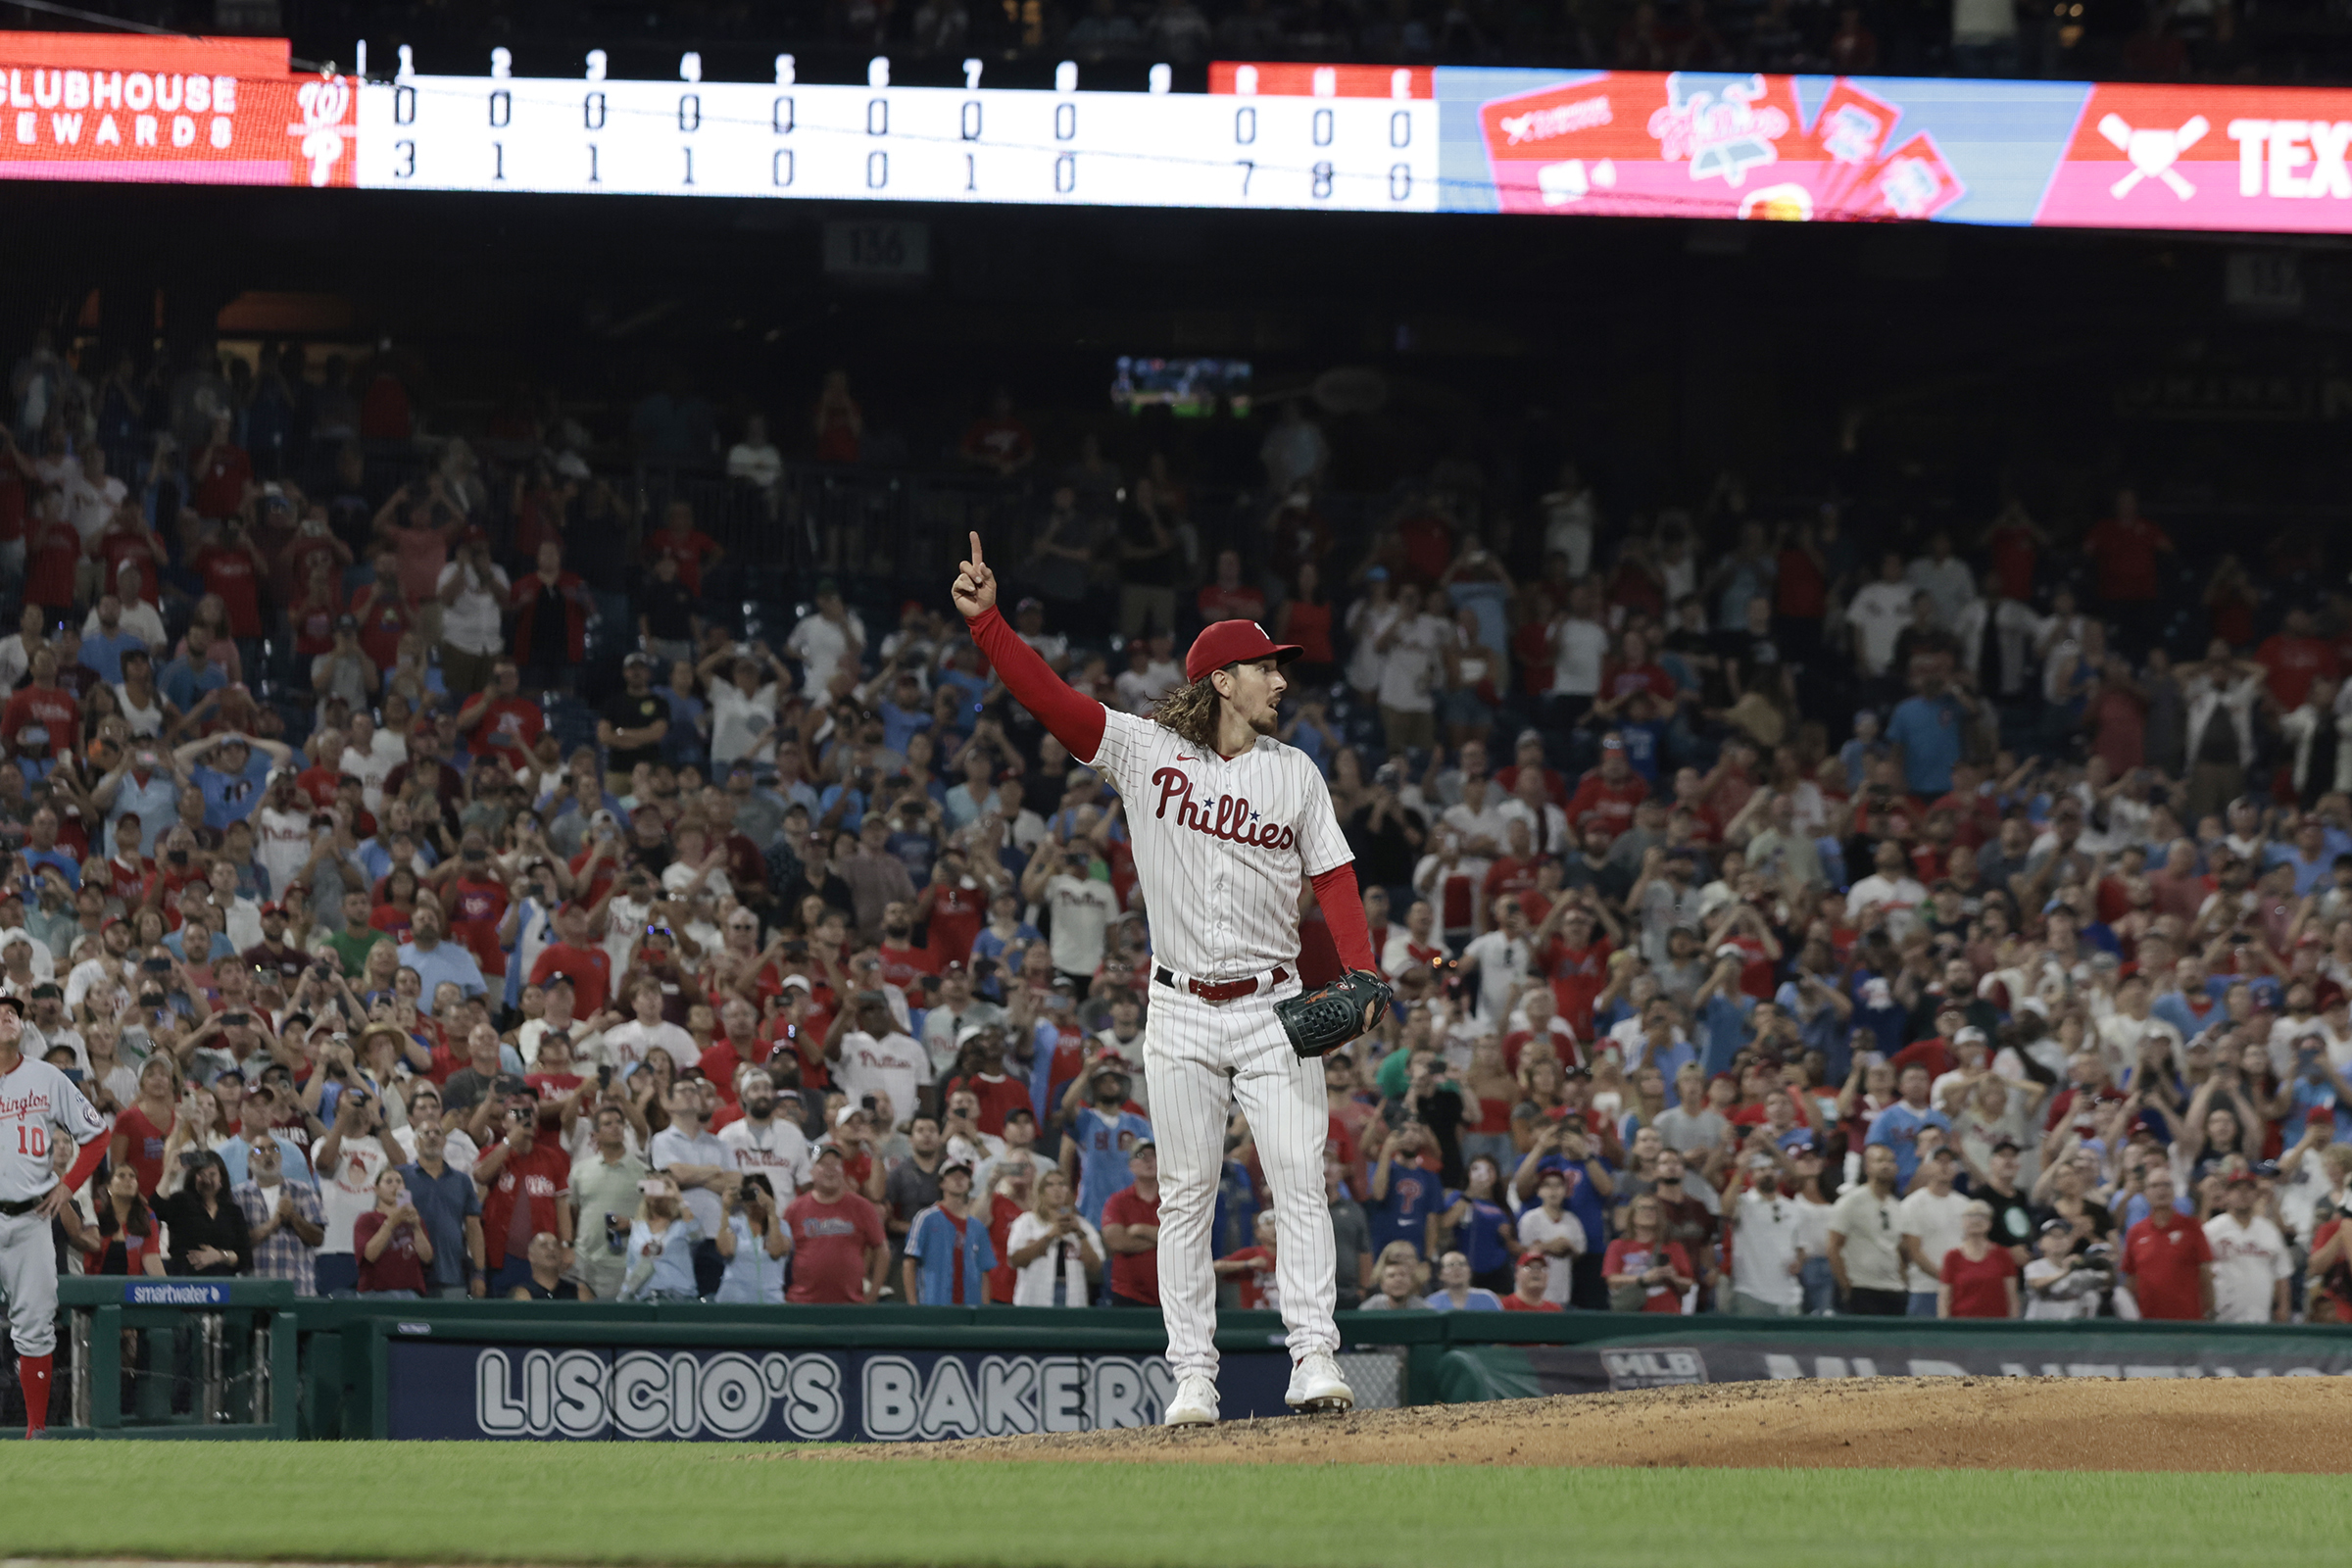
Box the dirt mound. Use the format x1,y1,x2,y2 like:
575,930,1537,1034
797,1377,2352,1472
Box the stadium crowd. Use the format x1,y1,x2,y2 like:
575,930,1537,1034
0,325,2345,1351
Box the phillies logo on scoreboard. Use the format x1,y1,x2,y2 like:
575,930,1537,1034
1476,70,1963,223
0,31,353,186
1151,767,1298,852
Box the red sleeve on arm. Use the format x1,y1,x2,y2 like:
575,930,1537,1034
63,1131,107,1194
1310,862,1379,974
964,606,1106,761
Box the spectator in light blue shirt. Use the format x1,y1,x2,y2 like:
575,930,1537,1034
395,905,487,1014
1421,1250,1505,1312
2265,819,2345,898
902,1164,997,1306
1066,1080,1152,1227
219,1093,318,1191
1865,1064,1952,1190
179,731,295,832
616,1175,703,1301
79,617,146,685
1885,667,1976,797
158,624,230,713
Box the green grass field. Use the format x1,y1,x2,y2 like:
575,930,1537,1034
0,1446,2347,1567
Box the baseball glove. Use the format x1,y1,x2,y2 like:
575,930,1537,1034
1276,969,1393,1060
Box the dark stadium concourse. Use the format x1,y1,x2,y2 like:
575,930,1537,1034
14,177,2351,530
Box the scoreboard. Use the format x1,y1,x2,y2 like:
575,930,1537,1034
353,56,1442,213
9,31,2352,234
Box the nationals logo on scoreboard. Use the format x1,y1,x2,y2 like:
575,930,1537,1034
1476,70,1964,223
0,32,354,187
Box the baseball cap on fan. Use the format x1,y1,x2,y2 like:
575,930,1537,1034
1184,620,1304,684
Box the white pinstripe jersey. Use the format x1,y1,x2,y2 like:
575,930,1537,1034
1088,709,1351,982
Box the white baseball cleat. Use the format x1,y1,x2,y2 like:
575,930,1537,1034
1286,1351,1354,1412
1164,1373,1221,1427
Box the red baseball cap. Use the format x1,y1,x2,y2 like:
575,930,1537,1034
1184,620,1303,684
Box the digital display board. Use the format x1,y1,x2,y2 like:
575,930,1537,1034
358,58,1439,211
2,28,2349,234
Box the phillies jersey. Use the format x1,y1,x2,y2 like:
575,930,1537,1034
1563,771,1647,850
1086,710,1349,981
0,1056,106,1201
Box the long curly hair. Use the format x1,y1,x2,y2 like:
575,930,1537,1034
1152,675,1223,751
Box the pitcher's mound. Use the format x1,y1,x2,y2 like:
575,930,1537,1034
807,1377,2352,1472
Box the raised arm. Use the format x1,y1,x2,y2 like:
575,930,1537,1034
953,532,1106,763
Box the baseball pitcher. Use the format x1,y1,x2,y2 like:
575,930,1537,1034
954,532,1389,1424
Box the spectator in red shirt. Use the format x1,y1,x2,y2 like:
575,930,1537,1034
472,1095,573,1296
1100,1143,1162,1306
1395,500,1453,587
2082,488,2173,608
371,479,466,605
287,553,346,662
875,900,938,991
350,547,416,672
958,388,1036,478
353,1166,434,1298
192,521,269,641
1936,1201,2020,1318
942,1027,1030,1136
94,502,169,604
1982,499,2047,603
189,414,253,521
1500,1250,1563,1311
530,906,613,1018
2256,607,2340,710
24,494,78,613
783,1146,888,1303
1602,1193,1697,1312
1534,902,1614,1039
1195,548,1266,624
2119,1168,2214,1320
1214,1209,1281,1308
646,499,724,597
3,646,78,758
1495,728,1568,808
1562,735,1649,852
915,847,991,967
1592,628,1678,722
455,658,546,761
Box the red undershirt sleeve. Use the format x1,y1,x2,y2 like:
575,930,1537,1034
1310,862,1379,974
64,1131,107,1194
964,606,1106,762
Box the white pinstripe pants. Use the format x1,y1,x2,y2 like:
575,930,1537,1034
1143,977,1338,1381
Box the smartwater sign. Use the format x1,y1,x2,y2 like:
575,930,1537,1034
123,1282,231,1306
384,1341,1292,1441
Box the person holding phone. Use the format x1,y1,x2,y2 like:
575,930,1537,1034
714,1173,791,1303
312,1083,404,1297
352,1168,432,1298
616,1173,702,1301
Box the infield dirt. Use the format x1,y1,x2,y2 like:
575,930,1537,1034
797,1376,2352,1472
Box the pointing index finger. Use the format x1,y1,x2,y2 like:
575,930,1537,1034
968,531,986,571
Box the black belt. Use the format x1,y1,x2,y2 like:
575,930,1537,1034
0,1191,48,1217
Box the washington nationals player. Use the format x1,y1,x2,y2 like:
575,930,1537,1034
954,533,1382,1424
0,995,109,1438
